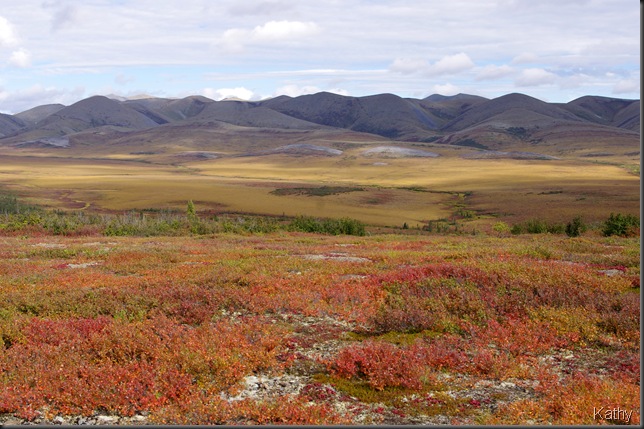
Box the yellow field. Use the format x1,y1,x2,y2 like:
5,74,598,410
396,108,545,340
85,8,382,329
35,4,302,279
0,147,639,227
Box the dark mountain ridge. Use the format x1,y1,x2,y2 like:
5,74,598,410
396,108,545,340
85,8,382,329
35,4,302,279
1,92,639,150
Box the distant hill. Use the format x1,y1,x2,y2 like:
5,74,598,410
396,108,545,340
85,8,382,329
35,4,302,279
0,92,639,155
441,93,582,132
0,113,26,137
189,100,324,130
14,104,65,127
562,96,640,131
261,92,442,139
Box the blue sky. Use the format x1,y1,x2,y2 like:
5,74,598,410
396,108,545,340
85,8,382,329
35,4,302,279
0,0,640,113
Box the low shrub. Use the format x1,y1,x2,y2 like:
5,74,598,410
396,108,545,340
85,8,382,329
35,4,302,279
511,219,565,235
565,216,586,237
602,213,639,237
327,341,423,390
288,216,365,236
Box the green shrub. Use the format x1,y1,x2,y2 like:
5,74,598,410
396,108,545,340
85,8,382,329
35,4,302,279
602,213,640,237
565,216,586,237
288,216,365,236
511,219,565,235
493,222,511,235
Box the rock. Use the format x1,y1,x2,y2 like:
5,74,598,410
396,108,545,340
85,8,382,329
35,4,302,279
67,261,101,269
598,269,623,277
96,415,119,425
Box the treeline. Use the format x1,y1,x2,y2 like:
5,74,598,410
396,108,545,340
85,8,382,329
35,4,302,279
0,194,366,237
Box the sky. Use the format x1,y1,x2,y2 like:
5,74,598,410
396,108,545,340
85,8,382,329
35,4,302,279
0,0,640,114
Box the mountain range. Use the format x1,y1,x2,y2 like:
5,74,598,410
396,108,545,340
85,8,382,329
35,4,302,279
0,92,639,156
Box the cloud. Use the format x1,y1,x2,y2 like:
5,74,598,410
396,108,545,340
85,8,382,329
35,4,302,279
220,20,320,52
511,53,539,64
389,53,474,76
389,58,429,75
203,86,257,101
431,53,474,75
0,15,19,47
8,48,31,67
0,84,85,114
515,68,557,86
273,84,348,98
476,64,514,81
432,83,460,96
274,84,321,97
114,73,135,85
252,20,319,41
228,1,296,16
43,1,79,32
612,77,639,95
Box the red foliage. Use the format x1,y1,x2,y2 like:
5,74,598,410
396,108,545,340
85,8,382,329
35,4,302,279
328,340,423,390
0,315,287,420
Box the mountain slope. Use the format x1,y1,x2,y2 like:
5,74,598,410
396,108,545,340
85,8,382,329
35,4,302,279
562,96,640,131
0,113,26,137
262,92,441,139
14,104,66,127
441,93,583,132
417,93,489,128
189,100,324,130
38,95,160,133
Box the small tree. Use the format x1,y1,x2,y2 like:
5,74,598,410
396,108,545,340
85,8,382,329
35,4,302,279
565,216,586,237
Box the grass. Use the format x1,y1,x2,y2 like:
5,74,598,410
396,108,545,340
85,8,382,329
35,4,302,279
0,150,638,228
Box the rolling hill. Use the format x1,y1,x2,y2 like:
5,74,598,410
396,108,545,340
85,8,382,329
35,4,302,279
0,91,639,157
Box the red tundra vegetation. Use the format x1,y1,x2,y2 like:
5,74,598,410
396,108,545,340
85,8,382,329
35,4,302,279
0,230,639,424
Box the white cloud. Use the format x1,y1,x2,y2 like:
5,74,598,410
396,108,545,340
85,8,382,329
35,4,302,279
557,73,590,89
511,53,539,64
219,20,319,52
0,15,19,47
389,53,474,76
114,73,135,85
0,84,85,114
8,48,31,67
274,84,322,97
515,68,557,86
612,78,639,95
228,1,295,16
203,86,257,101
430,53,474,75
432,83,460,96
389,58,429,74
476,64,514,81
274,85,348,98
252,20,319,41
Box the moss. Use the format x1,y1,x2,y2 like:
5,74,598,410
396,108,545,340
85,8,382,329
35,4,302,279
313,374,474,418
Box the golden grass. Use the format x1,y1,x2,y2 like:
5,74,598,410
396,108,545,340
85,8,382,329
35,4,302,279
0,148,638,227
